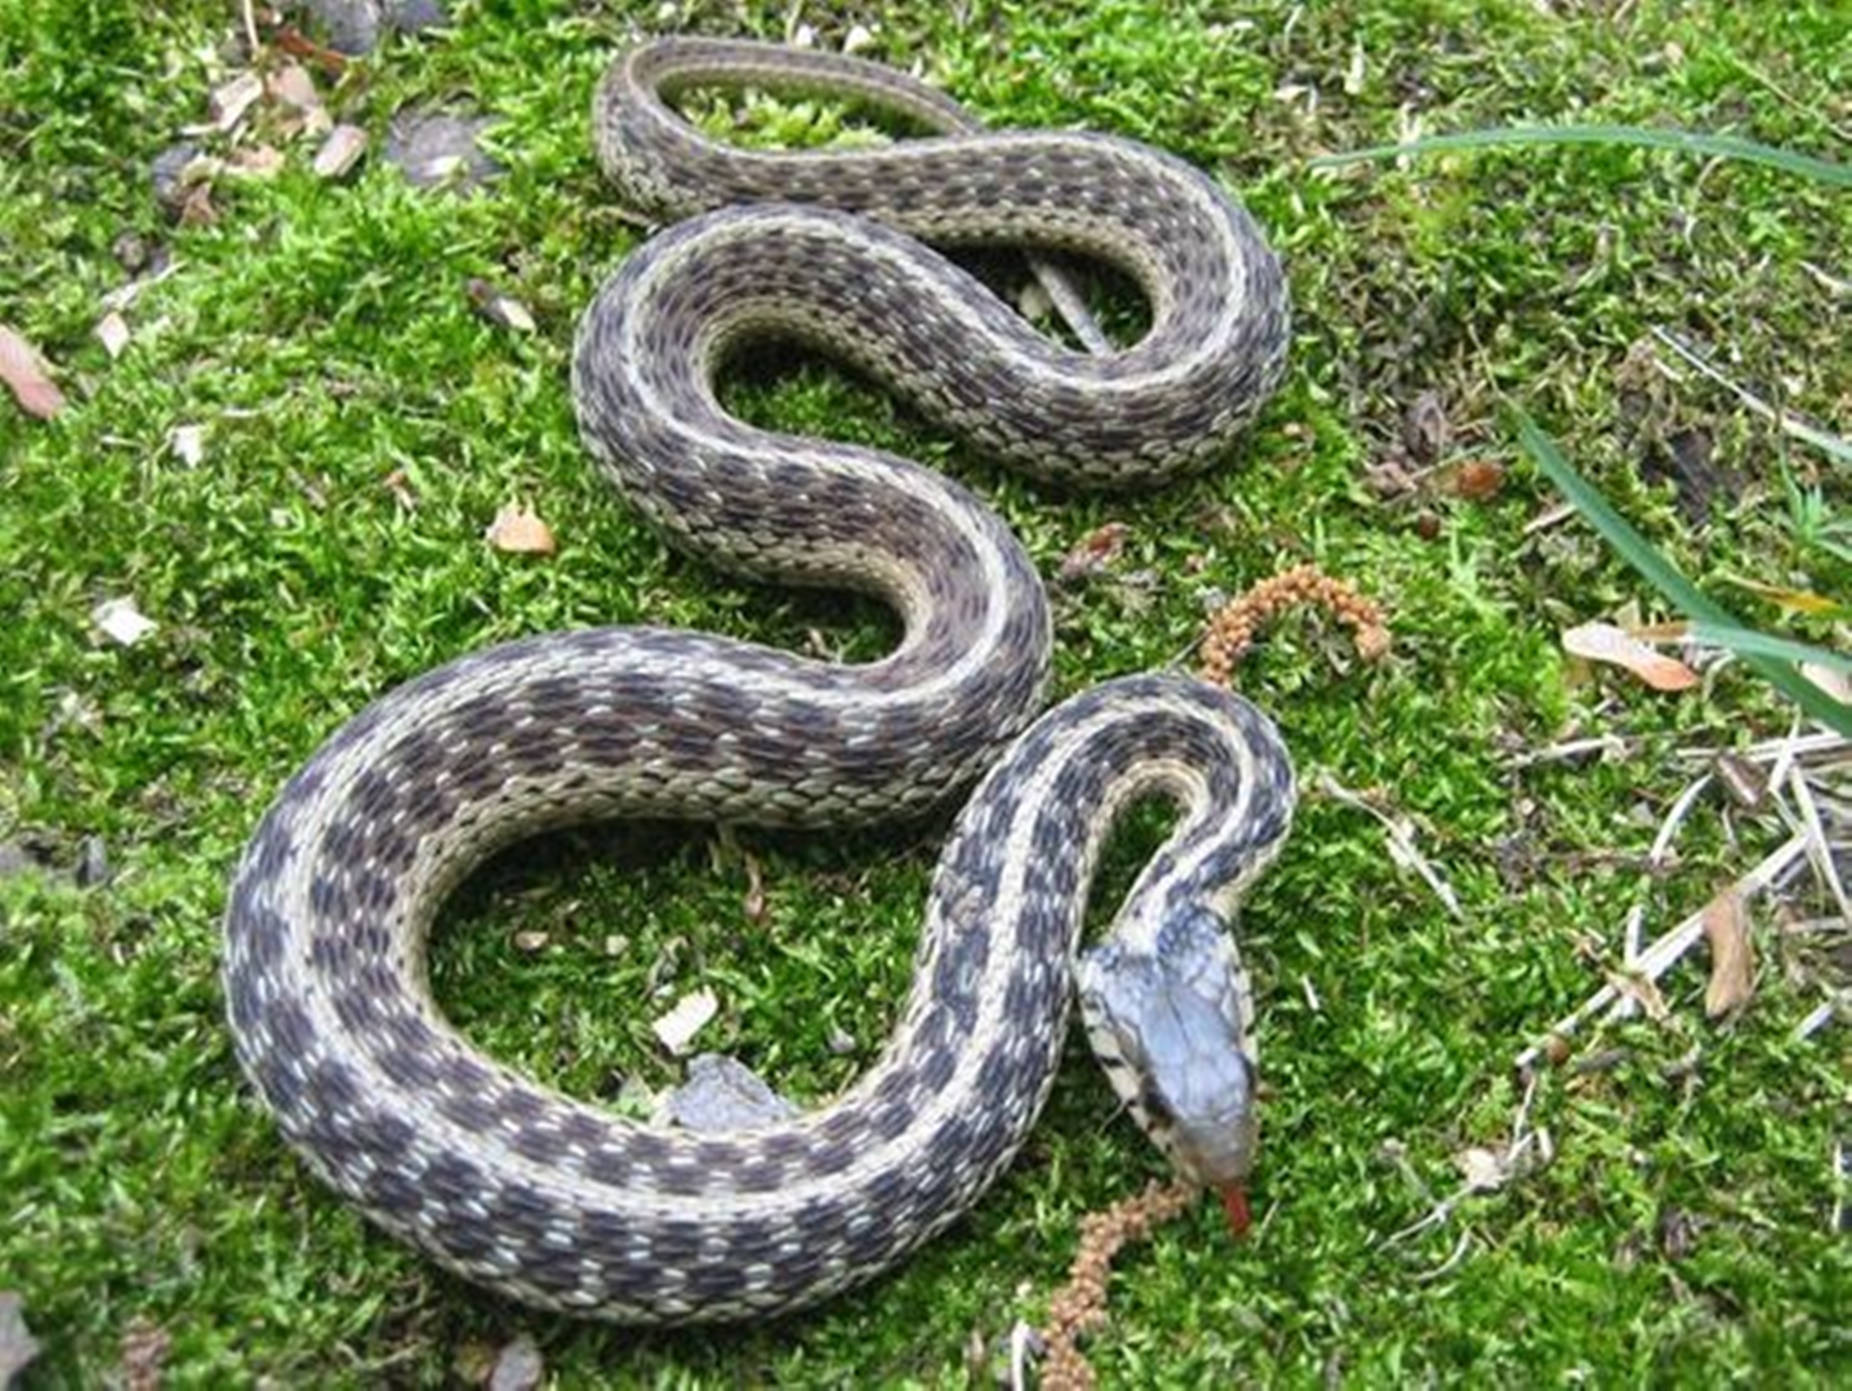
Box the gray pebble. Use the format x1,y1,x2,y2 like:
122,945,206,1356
383,109,501,191
666,1054,799,1133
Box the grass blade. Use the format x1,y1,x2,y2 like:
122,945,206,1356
1311,124,1851,187
1513,408,1852,737
1690,622,1852,677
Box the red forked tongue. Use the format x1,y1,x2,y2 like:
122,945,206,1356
1218,1182,1252,1238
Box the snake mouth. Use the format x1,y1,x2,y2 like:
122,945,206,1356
1218,1181,1252,1238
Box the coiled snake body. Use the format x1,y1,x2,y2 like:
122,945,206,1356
223,39,1295,1322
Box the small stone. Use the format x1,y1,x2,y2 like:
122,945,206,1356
486,1335,543,1391
74,835,110,888
383,108,500,191
602,934,628,957
111,230,149,273
666,1054,799,1132
151,142,204,214
0,843,42,880
827,1025,856,1056
513,930,549,953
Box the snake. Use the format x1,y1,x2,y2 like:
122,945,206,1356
221,37,1295,1323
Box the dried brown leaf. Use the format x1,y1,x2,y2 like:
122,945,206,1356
1701,887,1756,1018
485,502,556,555
1058,521,1129,580
0,325,66,419
1562,622,1699,692
1446,459,1506,501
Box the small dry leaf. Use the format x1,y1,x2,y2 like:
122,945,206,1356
1446,459,1505,501
1802,661,1852,704
1454,1146,1509,1193
1059,521,1130,580
229,145,286,178
312,124,368,179
267,63,323,116
466,278,537,333
1701,887,1756,1018
652,988,719,1055
95,311,131,359
169,423,206,465
211,71,265,132
1722,575,1846,617
382,468,418,511
485,502,556,555
1562,622,1699,692
92,596,157,647
843,22,877,54
0,324,66,419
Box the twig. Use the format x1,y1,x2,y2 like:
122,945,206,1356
241,0,261,55
1793,997,1839,1042
1615,772,1712,1017
1515,833,1811,1074
1413,1229,1474,1283
1787,764,1852,927
1651,327,1852,465
1503,733,1637,768
1316,771,1465,921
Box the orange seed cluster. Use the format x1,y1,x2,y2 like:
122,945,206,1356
1198,562,1389,687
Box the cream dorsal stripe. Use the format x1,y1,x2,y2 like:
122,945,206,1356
223,37,1294,1323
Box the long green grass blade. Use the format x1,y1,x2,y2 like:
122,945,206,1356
1513,409,1852,737
1691,622,1852,677
1311,124,1851,187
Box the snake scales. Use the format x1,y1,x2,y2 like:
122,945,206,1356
222,37,1295,1322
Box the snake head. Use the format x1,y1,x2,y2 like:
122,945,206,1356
1078,904,1259,1229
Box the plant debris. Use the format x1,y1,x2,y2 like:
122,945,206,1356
1034,1178,1201,1391
651,988,718,1056
1561,621,1699,692
1198,562,1390,686
0,325,66,419
466,278,537,333
1058,521,1129,581
1701,887,1757,1017
92,596,158,647
485,503,555,555
118,1317,170,1391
